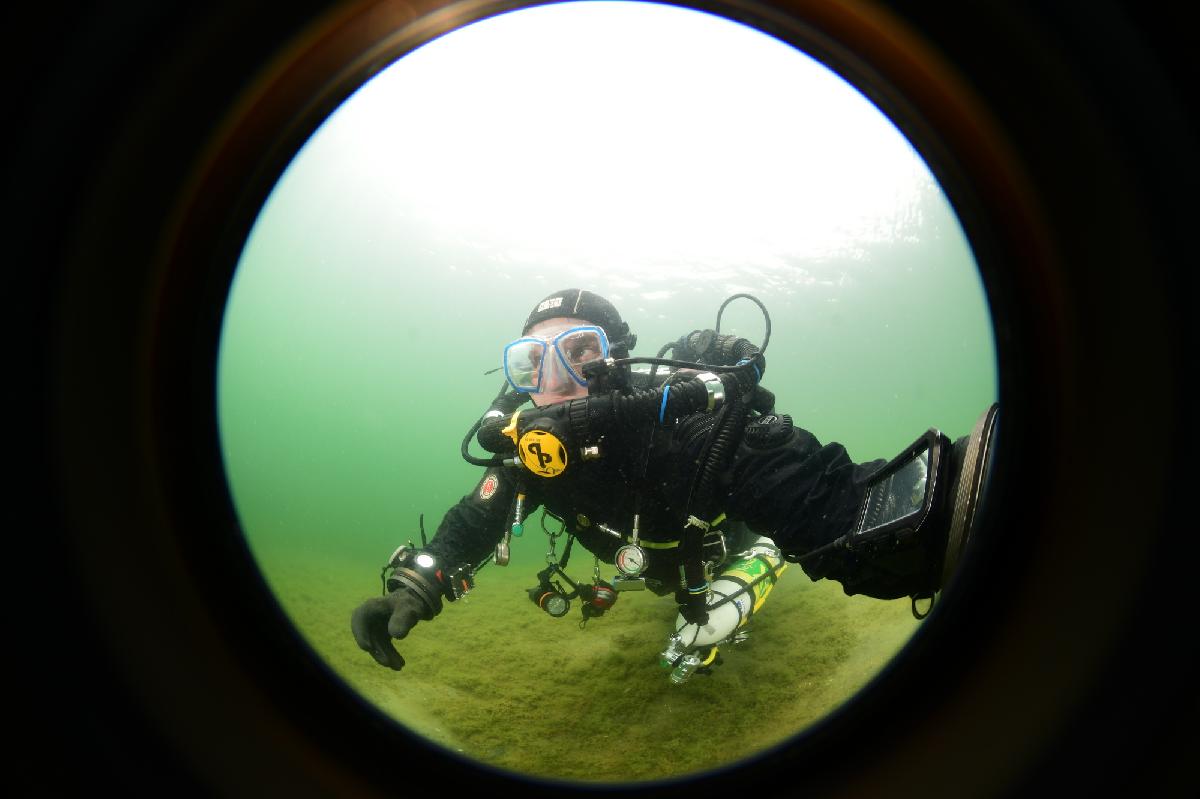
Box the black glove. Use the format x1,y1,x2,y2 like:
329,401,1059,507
350,588,432,671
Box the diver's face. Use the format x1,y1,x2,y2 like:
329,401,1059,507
525,316,602,407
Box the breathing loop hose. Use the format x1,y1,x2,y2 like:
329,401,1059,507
687,387,748,517
469,354,763,458
464,386,528,464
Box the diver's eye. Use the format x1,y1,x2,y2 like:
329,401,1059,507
565,345,591,363
560,334,601,365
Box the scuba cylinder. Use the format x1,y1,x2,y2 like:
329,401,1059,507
660,535,787,684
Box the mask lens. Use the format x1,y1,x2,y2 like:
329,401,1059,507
503,339,546,392
554,327,608,385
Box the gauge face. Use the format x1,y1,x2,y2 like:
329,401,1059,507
615,544,647,576
542,593,570,617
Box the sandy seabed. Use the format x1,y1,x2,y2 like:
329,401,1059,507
256,539,921,786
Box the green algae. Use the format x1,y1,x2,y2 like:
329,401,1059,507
254,540,919,785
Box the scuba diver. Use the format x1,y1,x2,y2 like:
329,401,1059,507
351,288,998,683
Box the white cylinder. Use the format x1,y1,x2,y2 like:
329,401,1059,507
672,537,786,649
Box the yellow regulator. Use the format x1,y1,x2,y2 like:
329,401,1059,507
502,408,572,478
518,429,569,477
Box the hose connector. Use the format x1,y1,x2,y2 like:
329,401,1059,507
693,371,725,412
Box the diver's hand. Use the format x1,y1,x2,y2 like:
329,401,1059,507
350,589,428,671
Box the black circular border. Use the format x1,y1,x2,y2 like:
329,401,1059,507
21,0,1193,795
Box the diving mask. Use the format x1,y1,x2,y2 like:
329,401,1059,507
503,324,610,395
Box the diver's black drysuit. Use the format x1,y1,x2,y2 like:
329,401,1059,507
425,408,914,600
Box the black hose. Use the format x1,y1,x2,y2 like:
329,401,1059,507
462,386,528,466
648,341,676,383
613,355,758,373
467,353,763,458
461,419,503,466
688,389,748,517
671,335,761,616
715,293,771,355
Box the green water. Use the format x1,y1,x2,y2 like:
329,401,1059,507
215,2,997,786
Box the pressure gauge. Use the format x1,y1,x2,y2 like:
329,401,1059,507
614,543,647,577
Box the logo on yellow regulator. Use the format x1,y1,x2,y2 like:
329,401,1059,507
502,409,569,477
518,430,568,477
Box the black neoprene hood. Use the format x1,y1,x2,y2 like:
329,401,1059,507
521,288,636,353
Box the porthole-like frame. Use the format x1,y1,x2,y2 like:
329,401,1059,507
33,1,1190,795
